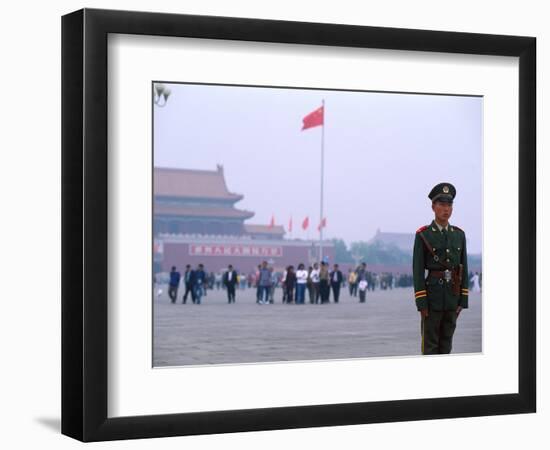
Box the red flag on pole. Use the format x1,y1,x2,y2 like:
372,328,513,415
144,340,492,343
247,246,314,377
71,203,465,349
301,106,324,131
317,217,327,231
288,217,293,233
302,216,309,230
269,215,275,228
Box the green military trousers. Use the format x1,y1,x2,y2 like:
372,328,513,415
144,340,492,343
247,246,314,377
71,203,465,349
421,310,458,355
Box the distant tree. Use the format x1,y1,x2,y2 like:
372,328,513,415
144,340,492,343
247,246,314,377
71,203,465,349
349,240,411,265
468,254,482,267
331,238,353,263
340,234,482,270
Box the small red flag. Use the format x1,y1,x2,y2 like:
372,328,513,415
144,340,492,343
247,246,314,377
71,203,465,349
269,215,275,228
288,217,293,232
302,216,309,230
301,106,324,131
317,217,327,231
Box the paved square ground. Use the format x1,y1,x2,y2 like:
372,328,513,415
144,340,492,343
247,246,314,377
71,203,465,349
153,286,481,367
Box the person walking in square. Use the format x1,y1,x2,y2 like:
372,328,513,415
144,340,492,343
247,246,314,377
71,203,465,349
223,264,238,303
281,267,288,303
319,261,330,303
348,268,358,297
182,264,196,304
269,267,277,304
330,263,343,303
310,263,321,304
257,261,272,305
470,272,481,293
295,263,308,304
194,263,207,304
306,266,315,303
168,266,181,304
356,262,368,303
284,265,296,304
255,264,262,304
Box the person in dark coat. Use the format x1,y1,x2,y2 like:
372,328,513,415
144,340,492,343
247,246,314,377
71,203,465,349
330,263,343,303
284,266,296,304
255,264,262,304
319,261,330,304
168,266,181,304
257,261,272,305
182,264,196,304
356,262,368,303
194,264,207,304
223,264,238,303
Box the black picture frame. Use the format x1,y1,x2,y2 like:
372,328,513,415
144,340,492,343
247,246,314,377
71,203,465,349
62,8,536,442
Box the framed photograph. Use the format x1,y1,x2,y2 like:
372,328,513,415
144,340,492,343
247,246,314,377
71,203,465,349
62,8,536,442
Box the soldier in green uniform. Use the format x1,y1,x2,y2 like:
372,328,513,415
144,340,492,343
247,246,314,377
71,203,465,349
413,183,469,355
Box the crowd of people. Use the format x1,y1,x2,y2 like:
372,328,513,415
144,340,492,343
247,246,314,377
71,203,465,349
158,261,482,305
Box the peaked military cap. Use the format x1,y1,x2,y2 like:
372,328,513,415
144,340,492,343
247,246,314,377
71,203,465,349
428,182,456,203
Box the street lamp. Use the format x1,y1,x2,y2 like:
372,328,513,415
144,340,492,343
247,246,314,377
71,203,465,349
351,251,362,269
154,83,171,107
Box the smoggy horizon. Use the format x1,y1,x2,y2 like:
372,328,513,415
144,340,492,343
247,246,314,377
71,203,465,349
154,82,483,253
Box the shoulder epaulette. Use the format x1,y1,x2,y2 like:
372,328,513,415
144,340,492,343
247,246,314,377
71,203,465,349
416,225,428,233
452,225,464,232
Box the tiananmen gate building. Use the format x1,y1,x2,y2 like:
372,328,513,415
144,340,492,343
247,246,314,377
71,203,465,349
153,165,334,274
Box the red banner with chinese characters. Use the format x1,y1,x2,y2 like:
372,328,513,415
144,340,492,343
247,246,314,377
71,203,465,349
189,244,283,257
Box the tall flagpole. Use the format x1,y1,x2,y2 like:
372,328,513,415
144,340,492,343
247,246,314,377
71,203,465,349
319,99,325,263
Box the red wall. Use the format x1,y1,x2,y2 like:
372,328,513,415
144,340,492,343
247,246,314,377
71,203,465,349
162,242,335,273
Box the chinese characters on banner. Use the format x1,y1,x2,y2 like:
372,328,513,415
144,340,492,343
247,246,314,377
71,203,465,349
189,244,283,258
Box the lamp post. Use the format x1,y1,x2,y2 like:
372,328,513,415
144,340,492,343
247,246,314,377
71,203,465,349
351,251,362,269
153,83,171,107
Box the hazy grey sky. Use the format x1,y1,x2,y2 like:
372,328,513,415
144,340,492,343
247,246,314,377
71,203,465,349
154,83,482,253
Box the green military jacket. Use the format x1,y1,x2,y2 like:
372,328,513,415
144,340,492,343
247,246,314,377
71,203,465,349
412,220,469,311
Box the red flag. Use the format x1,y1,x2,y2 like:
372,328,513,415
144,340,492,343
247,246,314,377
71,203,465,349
269,215,275,228
288,217,293,233
301,106,324,130
302,216,309,230
317,217,327,231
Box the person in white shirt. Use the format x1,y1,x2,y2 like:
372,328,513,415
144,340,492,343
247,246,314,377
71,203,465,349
295,263,309,304
310,263,321,304
307,266,315,303
471,272,481,293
